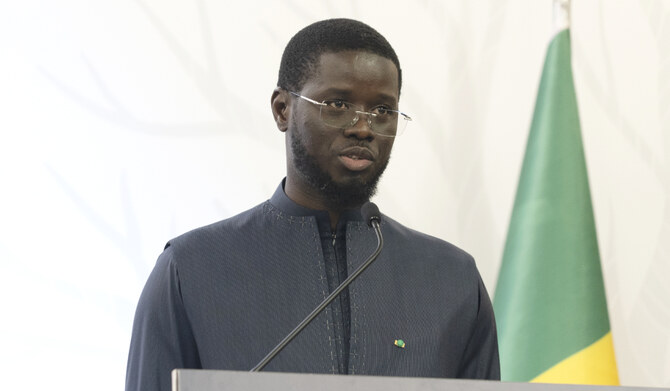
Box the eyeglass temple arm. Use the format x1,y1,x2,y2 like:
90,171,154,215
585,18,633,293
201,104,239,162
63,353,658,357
289,91,325,107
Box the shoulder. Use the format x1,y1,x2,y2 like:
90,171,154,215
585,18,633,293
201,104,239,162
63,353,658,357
166,201,273,247
381,214,475,267
158,200,320,272
159,202,271,266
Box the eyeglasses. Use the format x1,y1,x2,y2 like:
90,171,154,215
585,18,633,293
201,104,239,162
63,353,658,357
289,92,412,137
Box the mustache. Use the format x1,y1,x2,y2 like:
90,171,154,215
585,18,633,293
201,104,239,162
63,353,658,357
342,140,373,149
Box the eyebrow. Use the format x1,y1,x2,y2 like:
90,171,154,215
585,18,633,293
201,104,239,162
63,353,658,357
316,88,399,104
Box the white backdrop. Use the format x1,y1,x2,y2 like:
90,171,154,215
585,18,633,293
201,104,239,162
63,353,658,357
1,1,668,390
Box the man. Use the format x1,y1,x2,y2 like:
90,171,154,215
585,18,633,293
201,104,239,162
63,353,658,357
126,18,499,391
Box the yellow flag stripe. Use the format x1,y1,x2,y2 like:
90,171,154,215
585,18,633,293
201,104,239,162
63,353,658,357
531,332,619,385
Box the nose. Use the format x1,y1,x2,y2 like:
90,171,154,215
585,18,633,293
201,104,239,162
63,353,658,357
343,111,375,140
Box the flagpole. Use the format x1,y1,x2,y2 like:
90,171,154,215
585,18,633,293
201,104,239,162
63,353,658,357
553,0,571,35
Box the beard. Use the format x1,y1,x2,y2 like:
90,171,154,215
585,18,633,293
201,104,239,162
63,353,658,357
290,131,389,210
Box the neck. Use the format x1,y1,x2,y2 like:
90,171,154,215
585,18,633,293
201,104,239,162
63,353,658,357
284,176,363,231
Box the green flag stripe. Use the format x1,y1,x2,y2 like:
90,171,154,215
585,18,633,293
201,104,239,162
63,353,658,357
493,29,611,382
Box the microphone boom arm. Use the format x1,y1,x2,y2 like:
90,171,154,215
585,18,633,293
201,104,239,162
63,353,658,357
250,218,383,372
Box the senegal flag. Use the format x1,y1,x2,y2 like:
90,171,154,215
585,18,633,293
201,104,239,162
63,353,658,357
493,28,619,384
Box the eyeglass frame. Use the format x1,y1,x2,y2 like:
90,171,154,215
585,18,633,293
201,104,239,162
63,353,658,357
288,91,412,138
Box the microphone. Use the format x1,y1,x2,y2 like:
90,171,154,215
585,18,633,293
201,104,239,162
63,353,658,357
250,201,384,372
361,201,381,228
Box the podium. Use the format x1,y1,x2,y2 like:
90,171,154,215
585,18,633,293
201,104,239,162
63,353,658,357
172,370,668,391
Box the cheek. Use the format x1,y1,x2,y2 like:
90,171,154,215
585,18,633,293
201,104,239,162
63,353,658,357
379,139,395,159
295,111,323,140
304,125,338,152
293,125,336,162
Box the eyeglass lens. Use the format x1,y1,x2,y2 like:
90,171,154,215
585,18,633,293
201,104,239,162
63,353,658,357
319,103,408,136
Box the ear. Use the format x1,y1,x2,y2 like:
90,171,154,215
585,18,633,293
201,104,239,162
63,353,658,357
271,88,290,132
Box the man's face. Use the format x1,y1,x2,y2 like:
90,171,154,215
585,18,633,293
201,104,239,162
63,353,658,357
286,50,399,209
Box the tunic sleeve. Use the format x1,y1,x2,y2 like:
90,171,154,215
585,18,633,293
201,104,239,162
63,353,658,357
125,244,202,391
457,275,501,380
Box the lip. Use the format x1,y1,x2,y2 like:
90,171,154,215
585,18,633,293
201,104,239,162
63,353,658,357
338,146,375,171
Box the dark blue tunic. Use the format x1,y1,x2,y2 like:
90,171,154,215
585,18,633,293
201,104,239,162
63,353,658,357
126,182,500,391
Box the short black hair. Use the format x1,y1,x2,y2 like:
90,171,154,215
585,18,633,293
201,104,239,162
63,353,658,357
277,18,402,94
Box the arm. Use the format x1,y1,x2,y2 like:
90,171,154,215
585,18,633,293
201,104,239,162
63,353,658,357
126,245,202,391
457,275,501,380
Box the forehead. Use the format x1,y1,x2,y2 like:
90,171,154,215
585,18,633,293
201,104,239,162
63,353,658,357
303,50,400,100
